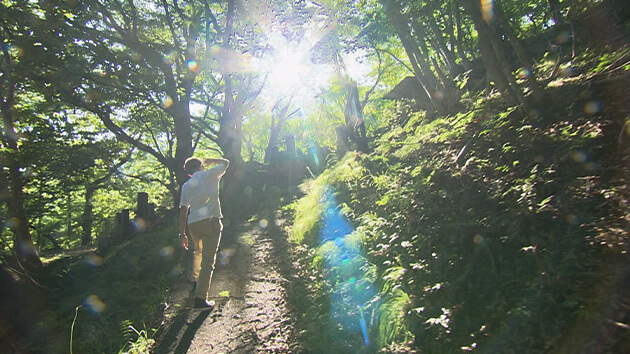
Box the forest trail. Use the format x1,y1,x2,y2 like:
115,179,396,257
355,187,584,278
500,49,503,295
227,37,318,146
152,213,300,353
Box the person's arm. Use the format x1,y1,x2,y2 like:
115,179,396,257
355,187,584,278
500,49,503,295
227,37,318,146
179,205,189,250
203,157,229,168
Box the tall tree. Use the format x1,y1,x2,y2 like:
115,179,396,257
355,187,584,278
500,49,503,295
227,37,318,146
265,96,299,163
79,145,131,246
493,2,544,103
382,0,447,114
459,0,526,106
335,52,377,154
7,0,260,206
0,43,42,269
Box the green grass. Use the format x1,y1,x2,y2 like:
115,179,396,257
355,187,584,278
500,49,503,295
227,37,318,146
377,288,410,348
37,218,181,353
288,153,360,245
286,45,630,353
287,180,327,244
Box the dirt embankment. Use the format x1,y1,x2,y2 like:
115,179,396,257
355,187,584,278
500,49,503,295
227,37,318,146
153,215,299,353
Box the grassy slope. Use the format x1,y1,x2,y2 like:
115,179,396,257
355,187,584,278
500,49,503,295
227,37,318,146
34,216,182,353
287,47,630,352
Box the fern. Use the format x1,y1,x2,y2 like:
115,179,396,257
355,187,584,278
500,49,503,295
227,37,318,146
381,266,406,294
377,288,411,347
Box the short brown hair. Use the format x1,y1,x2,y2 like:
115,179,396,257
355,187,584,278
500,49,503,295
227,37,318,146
184,157,202,175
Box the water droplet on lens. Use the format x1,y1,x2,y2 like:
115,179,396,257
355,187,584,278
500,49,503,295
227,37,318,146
259,219,268,229
584,101,601,114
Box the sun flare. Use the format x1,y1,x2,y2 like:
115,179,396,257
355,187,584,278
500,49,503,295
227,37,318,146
255,30,334,108
267,48,310,93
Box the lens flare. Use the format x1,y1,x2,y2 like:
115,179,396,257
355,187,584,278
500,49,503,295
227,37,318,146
319,188,377,346
566,214,580,225
84,254,103,267
310,146,320,168
561,65,574,77
481,0,495,23
161,95,173,109
518,68,531,79
131,51,142,62
8,45,24,58
164,50,177,65
159,246,175,258
209,45,220,55
569,150,588,163
6,217,19,228
584,101,602,114
557,31,571,44
359,305,369,346
529,109,542,119
259,219,269,229
170,264,183,277
218,248,236,266
18,239,38,256
187,60,198,71
133,218,147,232
84,295,106,314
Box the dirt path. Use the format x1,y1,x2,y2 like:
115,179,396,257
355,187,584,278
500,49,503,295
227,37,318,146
152,216,299,353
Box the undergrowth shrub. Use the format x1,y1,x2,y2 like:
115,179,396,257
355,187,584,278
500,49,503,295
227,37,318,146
288,67,629,352
41,219,180,353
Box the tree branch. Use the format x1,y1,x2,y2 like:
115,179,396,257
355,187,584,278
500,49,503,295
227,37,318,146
375,47,414,74
119,172,171,189
67,96,170,167
160,0,184,58
362,48,383,108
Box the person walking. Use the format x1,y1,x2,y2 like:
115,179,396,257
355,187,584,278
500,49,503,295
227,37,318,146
178,156,229,308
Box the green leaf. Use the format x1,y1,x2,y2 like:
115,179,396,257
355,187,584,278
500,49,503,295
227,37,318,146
376,195,390,206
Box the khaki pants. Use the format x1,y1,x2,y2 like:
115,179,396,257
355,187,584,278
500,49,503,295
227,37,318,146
188,217,222,300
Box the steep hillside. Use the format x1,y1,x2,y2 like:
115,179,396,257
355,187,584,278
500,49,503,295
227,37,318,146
286,48,630,353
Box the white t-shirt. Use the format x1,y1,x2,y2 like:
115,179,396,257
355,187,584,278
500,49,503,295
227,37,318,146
179,163,227,224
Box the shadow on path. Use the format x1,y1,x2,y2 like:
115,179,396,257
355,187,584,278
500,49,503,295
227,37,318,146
153,308,212,354
173,310,212,354
152,311,188,354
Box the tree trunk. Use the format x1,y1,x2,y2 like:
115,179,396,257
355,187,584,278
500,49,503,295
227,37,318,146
42,233,63,250
0,47,42,270
494,4,544,103
217,0,244,170
0,152,41,269
411,20,453,90
452,2,472,70
425,2,462,77
460,0,523,106
265,112,280,164
336,126,351,158
244,135,255,162
383,0,446,114
265,98,293,164
344,83,370,153
547,0,564,25
81,186,95,246
66,193,72,241
172,101,194,187
218,99,244,167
